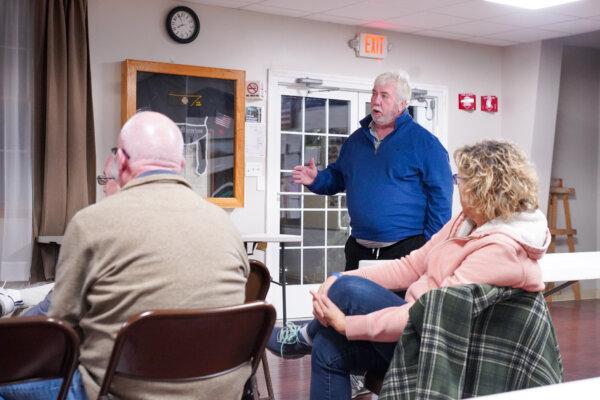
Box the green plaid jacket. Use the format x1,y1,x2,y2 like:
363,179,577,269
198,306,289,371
379,284,563,399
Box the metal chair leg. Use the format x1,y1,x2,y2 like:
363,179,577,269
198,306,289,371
259,353,275,400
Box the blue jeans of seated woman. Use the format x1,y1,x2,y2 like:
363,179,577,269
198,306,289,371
20,291,53,317
0,370,86,400
307,276,406,400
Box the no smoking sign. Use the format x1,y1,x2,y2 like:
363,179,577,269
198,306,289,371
245,80,263,100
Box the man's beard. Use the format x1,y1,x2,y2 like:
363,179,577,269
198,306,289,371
372,113,395,126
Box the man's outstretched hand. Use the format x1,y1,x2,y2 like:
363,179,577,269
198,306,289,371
292,158,318,186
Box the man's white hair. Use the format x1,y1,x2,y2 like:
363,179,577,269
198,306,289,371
374,70,411,104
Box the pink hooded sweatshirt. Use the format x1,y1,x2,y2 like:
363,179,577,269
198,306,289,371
344,210,550,342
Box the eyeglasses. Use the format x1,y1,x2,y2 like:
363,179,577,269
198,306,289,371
111,147,130,159
452,173,465,185
97,175,115,186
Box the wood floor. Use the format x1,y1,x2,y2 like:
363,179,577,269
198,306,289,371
255,299,600,400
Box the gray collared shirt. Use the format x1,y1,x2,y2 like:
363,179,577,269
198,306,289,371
368,120,383,151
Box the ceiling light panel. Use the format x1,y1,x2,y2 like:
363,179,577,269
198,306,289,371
485,0,581,10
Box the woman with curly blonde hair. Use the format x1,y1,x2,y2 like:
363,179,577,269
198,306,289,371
267,140,549,400
454,140,539,223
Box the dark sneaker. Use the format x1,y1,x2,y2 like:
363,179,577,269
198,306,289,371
266,322,312,359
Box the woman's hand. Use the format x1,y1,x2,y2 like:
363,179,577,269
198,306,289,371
312,293,329,327
318,275,339,297
310,290,347,336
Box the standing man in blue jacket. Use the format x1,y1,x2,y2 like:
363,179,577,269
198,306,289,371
293,71,453,270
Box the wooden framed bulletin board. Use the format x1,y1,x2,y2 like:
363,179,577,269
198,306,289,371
122,59,245,208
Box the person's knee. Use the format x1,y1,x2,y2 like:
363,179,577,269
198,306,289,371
328,275,371,304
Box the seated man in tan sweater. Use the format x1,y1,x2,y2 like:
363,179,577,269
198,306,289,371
0,111,250,400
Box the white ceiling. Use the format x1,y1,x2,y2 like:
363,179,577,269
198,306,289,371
187,0,600,47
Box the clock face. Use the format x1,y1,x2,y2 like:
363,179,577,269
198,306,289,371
166,6,200,43
171,11,195,39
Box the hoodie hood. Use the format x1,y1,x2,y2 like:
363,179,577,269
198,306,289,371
457,209,550,260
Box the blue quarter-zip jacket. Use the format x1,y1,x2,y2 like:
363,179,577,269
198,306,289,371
307,111,453,242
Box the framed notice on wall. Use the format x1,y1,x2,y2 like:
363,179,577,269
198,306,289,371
121,59,245,208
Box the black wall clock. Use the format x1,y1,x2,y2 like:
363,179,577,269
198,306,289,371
166,6,200,44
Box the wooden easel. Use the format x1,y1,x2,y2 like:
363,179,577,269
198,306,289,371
546,178,581,300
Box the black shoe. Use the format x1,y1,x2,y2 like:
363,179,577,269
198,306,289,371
266,322,312,359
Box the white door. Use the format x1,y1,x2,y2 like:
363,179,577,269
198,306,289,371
268,86,360,319
267,72,447,320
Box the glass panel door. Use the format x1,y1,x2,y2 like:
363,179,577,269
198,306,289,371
275,87,359,318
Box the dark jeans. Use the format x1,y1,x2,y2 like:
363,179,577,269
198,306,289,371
344,234,426,271
306,276,406,400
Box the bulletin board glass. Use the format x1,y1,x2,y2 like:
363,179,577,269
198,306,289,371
121,59,245,208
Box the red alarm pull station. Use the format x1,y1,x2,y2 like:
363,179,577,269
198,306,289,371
481,95,498,112
458,93,476,111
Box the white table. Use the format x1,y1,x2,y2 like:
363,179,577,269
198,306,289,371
37,236,64,245
241,234,302,324
539,251,600,296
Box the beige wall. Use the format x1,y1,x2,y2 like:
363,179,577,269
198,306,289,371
88,0,505,233
501,41,564,214
501,42,541,154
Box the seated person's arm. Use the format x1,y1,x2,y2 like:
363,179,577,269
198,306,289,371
344,224,448,290
345,303,412,343
48,218,93,333
440,241,542,291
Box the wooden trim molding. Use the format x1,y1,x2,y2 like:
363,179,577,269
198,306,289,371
121,59,245,208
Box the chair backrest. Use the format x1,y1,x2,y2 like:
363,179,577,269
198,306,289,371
245,259,271,302
97,301,276,398
0,316,79,400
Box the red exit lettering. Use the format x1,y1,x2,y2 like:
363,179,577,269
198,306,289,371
364,34,384,55
357,33,387,59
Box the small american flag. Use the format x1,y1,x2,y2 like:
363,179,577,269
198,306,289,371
215,112,232,128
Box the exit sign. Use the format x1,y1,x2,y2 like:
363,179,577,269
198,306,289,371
357,33,388,59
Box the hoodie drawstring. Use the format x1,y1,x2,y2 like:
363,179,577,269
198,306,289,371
371,248,381,259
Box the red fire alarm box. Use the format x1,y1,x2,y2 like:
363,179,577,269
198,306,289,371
481,95,498,112
458,93,476,111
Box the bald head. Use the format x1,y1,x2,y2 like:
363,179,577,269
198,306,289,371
118,111,184,185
